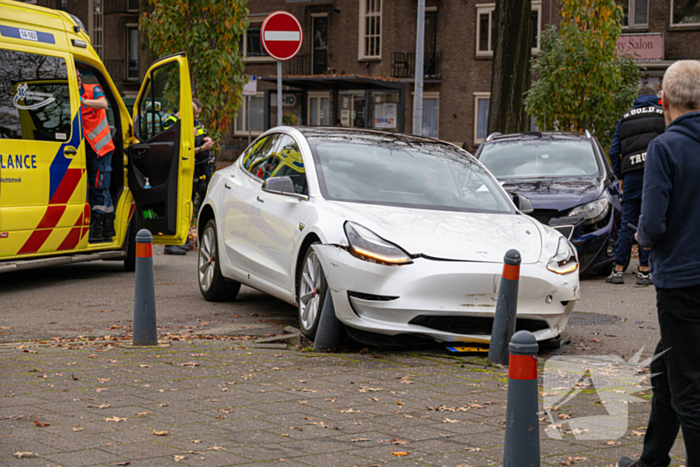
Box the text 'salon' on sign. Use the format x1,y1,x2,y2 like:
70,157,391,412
617,33,664,61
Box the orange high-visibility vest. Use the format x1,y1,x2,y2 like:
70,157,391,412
80,84,115,157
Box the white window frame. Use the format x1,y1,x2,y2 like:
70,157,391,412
473,92,491,145
619,0,649,28
242,17,275,63
670,0,700,27
307,92,331,126
358,0,382,60
234,92,265,137
475,2,541,57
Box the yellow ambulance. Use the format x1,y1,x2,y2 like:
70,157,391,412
0,0,195,272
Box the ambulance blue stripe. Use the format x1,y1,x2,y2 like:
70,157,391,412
0,26,55,45
49,112,82,201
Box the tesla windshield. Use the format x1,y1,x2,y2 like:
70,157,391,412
479,140,600,179
309,138,513,214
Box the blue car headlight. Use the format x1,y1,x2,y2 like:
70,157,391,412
568,193,610,225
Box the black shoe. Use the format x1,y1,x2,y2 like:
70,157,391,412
182,238,194,251
606,270,624,284
164,245,187,256
88,211,108,243
103,212,116,240
636,271,652,286
616,456,639,467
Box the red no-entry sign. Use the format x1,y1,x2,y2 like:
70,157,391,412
260,11,303,61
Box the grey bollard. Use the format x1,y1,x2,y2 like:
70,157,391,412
133,229,157,345
504,331,540,467
313,290,344,352
488,249,521,365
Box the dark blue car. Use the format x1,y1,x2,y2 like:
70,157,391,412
475,132,622,275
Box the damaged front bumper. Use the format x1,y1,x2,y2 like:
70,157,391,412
312,244,580,344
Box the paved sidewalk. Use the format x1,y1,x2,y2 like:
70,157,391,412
0,339,685,467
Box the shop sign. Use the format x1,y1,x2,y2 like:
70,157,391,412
617,33,663,61
374,103,397,129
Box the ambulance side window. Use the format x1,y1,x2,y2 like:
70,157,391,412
0,49,72,142
137,61,180,141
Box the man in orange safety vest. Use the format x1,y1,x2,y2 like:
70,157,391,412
77,69,116,244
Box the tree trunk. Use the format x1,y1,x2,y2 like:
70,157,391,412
138,0,158,82
488,0,532,135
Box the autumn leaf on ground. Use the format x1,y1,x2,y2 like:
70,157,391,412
210,446,226,451
97,378,111,383
180,362,199,367
94,404,111,409
396,401,404,405
95,388,107,393
152,429,168,436
71,374,79,381
139,365,150,368
116,462,131,466
558,413,572,420
72,426,83,432
443,418,459,423
351,438,372,442
158,404,168,407
105,416,127,422
605,440,621,445
13,452,37,458
392,451,409,456
173,455,187,462
136,411,152,416
34,420,49,427
192,440,201,444
630,430,646,436
467,447,483,452
340,408,361,413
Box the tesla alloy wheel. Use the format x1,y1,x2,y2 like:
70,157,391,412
298,244,328,340
198,219,240,302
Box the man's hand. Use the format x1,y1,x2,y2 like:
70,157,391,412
618,179,624,193
635,232,651,250
202,140,214,151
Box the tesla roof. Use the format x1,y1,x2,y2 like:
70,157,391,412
295,127,454,146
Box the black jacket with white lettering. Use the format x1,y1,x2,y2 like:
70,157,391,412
618,96,665,174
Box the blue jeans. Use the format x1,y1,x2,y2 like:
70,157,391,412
615,197,650,268
87,147,114,214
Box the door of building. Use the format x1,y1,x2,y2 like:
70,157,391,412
339,92,366,128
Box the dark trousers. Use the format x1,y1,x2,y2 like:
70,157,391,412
615,197,650,268
86,146,114,214
639,340,681,467
651,284,700,466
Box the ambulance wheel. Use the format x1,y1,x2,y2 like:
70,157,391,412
124,216,137,272
198,219,240,302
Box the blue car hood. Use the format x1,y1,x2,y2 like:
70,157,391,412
500,177,604,211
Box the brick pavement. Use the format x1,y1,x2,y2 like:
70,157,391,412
0,340,686,466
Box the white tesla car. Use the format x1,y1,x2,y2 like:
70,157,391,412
197,127,580,345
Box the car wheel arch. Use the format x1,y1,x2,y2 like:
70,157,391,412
294,233,323,305
198,204,216,244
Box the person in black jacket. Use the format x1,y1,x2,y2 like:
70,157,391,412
606,88,665,285
616,60,700,467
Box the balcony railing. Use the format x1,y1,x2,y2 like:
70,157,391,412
281,52,329,75
105,59,139,81
391,52,442,79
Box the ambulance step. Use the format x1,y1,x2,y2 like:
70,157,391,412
0,250,126,273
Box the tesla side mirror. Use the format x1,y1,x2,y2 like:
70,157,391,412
510,193,534,214
262,175,307,200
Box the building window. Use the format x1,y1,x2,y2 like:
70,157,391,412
241,19,272,61
359,0,382,59
473,93,490,144
127,0,138,12
671,0,700,25
127,26,138,80
235,93,265,136
308,93,330,126
617,0,649,27
422,93,439,138
92,0,104,59
476,2,541,57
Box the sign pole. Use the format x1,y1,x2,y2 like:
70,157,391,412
277,60,283,127
247,95,251,145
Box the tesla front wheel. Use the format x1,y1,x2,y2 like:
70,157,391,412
298,244,328,340
198,219,240,302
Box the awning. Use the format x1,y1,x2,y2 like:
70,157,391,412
260,74,405,91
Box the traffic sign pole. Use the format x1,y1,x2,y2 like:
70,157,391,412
277,61,283,127
247,94,251,145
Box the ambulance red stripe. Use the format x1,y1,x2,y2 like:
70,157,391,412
17,230,53,255
36,205,67,229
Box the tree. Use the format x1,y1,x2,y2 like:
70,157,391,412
140,0,249,143
488,0,532,135
524,0,641,151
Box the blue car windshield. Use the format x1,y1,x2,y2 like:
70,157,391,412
479,140,600,179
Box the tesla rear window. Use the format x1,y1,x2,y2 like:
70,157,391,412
479,140,600,179
309,139,513,214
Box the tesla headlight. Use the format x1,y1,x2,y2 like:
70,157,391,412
568,194,610,225
344,222,412,265
547,237,578,275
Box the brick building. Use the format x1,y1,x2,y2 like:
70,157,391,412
21,0,700,155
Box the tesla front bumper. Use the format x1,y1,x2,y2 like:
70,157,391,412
312,245,580,344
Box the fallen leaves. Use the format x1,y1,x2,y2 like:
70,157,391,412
427,403,486,412
136,411,152,416
116,462,131,466
339,408,362,413
392,451,409,456
105,417,127,422
95,388,108,393
71,374,79,381
13,452,37,458
152,429,168,436
180,362,200,367
558,413,572,420
34,420,49,427
72,426,83,432
173,455,186,462
443,418,460,423
561,455,587,466
97,378,111,383
92,404,111,409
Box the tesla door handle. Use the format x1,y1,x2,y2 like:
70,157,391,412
224,183,231,190
256,196,264,203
